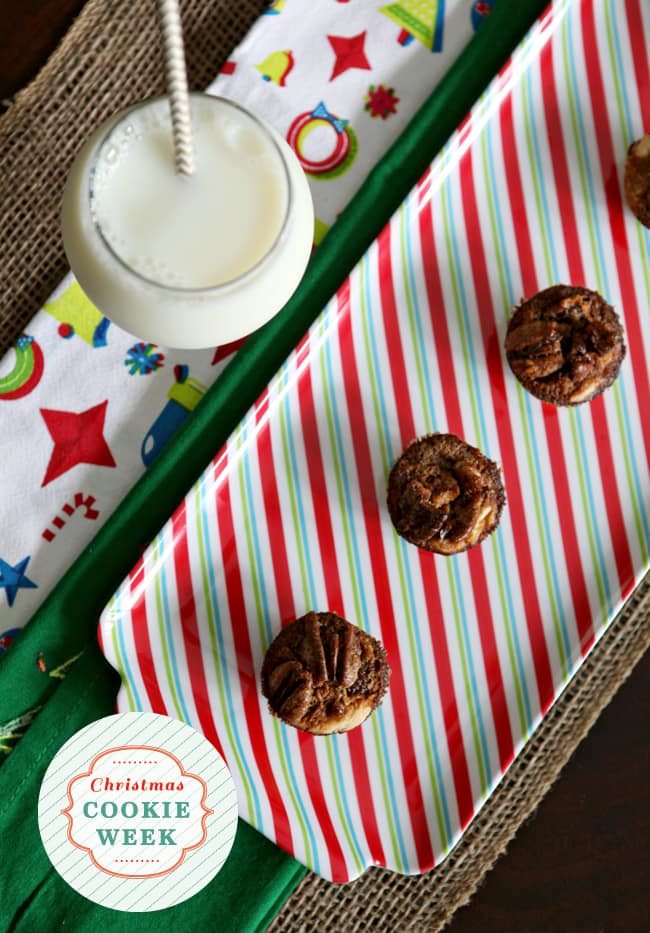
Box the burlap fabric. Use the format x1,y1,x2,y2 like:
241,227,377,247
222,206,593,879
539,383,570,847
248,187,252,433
1,2,648,930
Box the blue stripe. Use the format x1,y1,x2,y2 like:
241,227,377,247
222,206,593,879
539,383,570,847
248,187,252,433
240,417,320,874
198,469,264,829
441,179,511,773
450,557,492,779
362,248,452,845
607,3,635,143
403,200,437,430
321,324,408,869
157,531,193,723
603,3,650,552
399,207,467,839
430,138,533,728
115,589,142,711
280,364,366,870
485,104,570,693
563,14,622,612
281,368,319,606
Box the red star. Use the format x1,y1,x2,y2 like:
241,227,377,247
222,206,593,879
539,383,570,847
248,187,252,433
327,31,372,81
40,401,116,486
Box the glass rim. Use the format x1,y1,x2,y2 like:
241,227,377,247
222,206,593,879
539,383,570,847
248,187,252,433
88,92,294,295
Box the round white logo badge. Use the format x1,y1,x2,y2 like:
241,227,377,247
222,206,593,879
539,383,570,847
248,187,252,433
38,712,238,911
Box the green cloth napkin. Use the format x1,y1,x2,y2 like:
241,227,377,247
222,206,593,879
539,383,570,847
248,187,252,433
1,647,303,932
0,3,549,929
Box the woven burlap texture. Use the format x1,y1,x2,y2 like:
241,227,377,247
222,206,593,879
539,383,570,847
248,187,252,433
1,2,648,930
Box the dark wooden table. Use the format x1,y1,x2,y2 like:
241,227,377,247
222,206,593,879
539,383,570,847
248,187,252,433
2,4,648,931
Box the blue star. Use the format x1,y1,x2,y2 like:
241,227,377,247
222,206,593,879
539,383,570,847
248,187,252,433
0,556,38,608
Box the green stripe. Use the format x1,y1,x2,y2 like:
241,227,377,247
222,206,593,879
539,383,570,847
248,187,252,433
517,78,571,677
314,309,402,872
567,412,607,613
235,427,315,868
465,129,538,726
602,2,650,567
276,363,364,876
108,596,136,712
152,534,185,720
278,370,312,606
560,23,627,620
445,562,488,794
359,253,450,852
398,202,434,435
193,475,256,823
437,184,495,791
517,34,612,629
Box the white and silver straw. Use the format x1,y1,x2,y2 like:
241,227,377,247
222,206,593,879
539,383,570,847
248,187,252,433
158,0,195,175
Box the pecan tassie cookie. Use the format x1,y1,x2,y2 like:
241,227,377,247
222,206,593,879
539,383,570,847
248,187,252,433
624,133,650,227
387,433,505,555
261,612,390,735
504,285,625,406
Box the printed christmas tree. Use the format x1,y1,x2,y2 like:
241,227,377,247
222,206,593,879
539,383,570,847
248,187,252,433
380,0,445,52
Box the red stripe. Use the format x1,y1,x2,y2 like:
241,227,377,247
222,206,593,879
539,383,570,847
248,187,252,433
253,381,349,881
128,559,168,715
457,130,555,715
337,275,435,870
500,78,596,654
296,334,386,869
625,0,650,125
383,207,476,829
418,173,514,774
508,54,596,653
579,1,643,599
216,450,294,855
418,169,464,433
171,503,225,758
255,389,296,623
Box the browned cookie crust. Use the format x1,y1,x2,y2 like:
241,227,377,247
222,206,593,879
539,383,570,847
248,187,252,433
387,433,505,555
624,133,650,227
504,285,625,406
261,612,390,735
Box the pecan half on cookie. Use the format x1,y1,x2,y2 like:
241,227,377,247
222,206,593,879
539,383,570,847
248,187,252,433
261,612,390,735
504,285,625,406
387,433,505,555
624,133,650,228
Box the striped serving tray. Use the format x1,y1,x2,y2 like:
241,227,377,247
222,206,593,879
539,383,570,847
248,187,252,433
99,0,650,882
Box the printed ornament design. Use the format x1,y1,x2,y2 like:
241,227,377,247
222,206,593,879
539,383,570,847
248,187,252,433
327,31,372,80
364,84,400,119
42,493,100,543
124,343,165,376
263,0,286,14
0,556,37,608
44,281,110,347
40,401,117,486
255,49,294,85
0,628,22,654
141,366,207,467
471,0,495,31
381,0,445,51
0,335,44,401
286,102,358,179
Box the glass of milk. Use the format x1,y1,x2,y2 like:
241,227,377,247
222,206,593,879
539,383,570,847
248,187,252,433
61,94,314,349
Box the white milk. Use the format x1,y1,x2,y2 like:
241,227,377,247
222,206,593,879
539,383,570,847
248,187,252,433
62,94,314,348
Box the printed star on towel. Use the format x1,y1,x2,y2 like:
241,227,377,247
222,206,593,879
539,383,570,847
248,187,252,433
0,556,37,608
40,400,116,486
327,32,372,81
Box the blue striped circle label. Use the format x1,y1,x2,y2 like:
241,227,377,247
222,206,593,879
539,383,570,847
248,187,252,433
38,712,238,911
